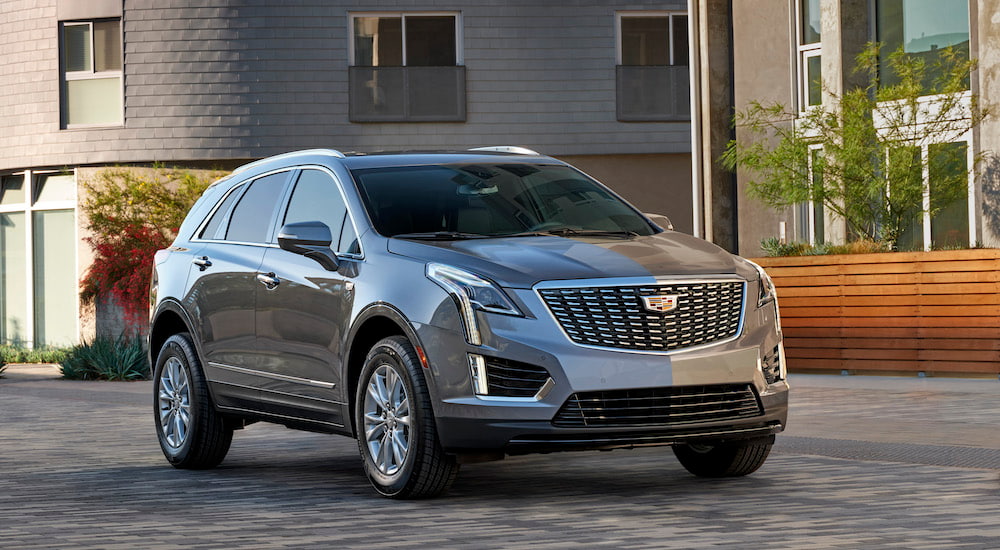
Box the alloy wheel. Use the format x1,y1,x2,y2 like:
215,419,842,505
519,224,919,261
158,356,191,448
362,364,411,475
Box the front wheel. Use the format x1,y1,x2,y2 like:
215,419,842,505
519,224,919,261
355,336,459,498
153,333,233,469
673,437,774,477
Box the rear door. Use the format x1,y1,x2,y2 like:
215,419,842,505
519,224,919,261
254,167,361,428
183,170,292,408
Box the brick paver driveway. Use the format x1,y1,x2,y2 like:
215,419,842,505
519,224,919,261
1,365,998,549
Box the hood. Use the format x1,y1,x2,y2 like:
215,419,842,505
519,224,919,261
386,231,756,288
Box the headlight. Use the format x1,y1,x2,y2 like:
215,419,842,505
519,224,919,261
426,263,522,345
746,260,777,307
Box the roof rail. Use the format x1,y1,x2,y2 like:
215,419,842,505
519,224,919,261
232,149,347,175
468,146,541,156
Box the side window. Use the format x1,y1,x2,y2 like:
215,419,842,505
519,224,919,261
283,169,358,254
199,184,243,240
225,172,289,243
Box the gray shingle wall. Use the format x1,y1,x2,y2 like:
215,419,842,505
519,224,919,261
0,0,689,171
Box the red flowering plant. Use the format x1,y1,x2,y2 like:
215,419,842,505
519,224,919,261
80,166,225,331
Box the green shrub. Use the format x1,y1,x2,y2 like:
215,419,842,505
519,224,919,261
60,334,149,381
760,238,813,257
0,345,71,364
760,238,892,257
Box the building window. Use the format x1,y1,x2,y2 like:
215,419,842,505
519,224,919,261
889,141,972,251
875,0,970,91
0,172,79,347
797,0,822,109
348,13,466,122
616,12,690,121
61,19,123,128
795,147,826,245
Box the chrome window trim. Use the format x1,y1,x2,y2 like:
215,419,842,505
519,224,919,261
277,164,367,260
532,276,748,356
191,180,246,242
191,166,294,244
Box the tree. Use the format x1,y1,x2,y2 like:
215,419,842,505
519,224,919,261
721,43,988,249
80,166,225,329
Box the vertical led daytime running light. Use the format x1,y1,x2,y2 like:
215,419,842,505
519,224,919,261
468,354,489,395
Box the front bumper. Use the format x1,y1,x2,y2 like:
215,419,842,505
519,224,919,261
414,285,788,453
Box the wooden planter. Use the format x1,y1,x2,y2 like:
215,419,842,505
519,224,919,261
752,249,1000,377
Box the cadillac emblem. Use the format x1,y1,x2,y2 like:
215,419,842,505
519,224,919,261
641,295,680,313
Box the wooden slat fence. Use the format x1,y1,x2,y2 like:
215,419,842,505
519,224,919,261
752,249,1000,376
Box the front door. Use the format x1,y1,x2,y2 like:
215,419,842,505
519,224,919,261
253,168,360,428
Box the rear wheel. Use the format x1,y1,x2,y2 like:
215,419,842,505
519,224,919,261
153,333,233,469
673,437,774,477
355,336,459,498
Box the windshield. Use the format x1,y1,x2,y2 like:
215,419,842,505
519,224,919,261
350,163,657,239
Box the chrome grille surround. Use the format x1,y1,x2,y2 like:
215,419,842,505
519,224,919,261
552,384,763,428
535,277,747,353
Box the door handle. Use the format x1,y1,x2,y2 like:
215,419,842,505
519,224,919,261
192,256,212,271
256,272,280,290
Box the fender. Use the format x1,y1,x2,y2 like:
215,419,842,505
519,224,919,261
148,298,201,371
342,302,441,429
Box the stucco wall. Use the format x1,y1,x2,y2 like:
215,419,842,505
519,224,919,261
730,0,795,256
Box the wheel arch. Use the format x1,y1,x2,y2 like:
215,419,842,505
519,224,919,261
344,304,428,435
149,299,197,366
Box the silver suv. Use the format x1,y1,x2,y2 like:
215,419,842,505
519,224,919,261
149,147,788,498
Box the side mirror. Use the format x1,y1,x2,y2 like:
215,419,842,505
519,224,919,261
278,221,340,271
644,213,674,231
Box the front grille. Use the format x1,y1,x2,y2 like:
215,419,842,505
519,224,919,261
485,357,551,398
538,281,744,352
552,384,763,428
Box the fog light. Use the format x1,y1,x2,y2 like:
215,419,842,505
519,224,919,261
468,354,489,395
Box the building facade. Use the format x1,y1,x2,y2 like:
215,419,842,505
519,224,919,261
0,0,696,348
691,0,1000,256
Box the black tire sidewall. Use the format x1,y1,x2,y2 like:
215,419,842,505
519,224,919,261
355,338,425,496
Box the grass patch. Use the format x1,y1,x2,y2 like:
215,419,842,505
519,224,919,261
60,334,149,381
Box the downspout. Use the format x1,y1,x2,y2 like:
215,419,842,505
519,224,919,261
689,0,704,238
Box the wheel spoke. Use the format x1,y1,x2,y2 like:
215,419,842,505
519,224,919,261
378,431,392,471
365,420,386,442
374,371,390,404
385,369,399,403
390,429,407,465
366,382,382,407
173,414,186,445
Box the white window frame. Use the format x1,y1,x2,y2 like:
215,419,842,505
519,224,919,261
875,92,976,251
794,0,822,112
348,12,464,67
0,170,80,348
615,11,687,66
800,144,825,245
61,19,124,129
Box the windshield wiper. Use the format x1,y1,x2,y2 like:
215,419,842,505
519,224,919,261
544,228,639,238
497,228,640,239
392,231,490,240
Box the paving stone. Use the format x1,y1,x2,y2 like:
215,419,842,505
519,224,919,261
0,367,998,548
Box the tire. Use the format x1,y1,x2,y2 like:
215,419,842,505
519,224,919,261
355,336,459,498
153,332,233,469
672,437,774,478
